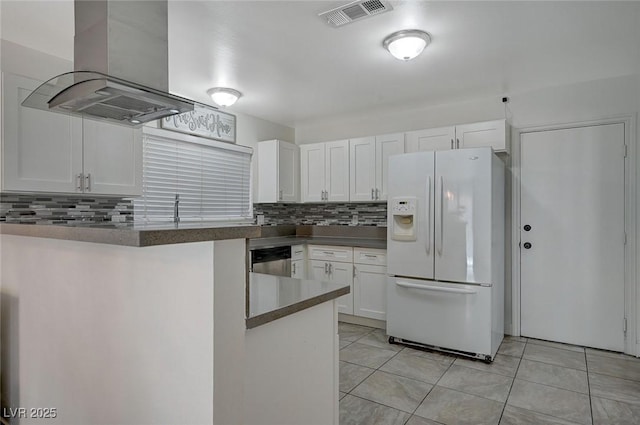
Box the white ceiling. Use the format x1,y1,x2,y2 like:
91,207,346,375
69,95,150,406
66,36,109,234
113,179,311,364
2,1,640,128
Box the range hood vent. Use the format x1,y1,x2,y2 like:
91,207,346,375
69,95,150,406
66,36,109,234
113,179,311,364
319,0,393,27
22,1,197,127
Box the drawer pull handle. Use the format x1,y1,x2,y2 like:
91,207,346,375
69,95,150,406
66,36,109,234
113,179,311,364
396,281,477,294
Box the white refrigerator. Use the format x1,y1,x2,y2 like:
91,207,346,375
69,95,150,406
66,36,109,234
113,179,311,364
386,148,504,361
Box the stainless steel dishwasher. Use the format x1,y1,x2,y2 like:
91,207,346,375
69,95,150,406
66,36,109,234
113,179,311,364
250,246,291,277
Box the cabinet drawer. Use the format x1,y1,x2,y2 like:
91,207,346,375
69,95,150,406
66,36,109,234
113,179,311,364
307,245,353,263
291,244,306,260
353,248,387,266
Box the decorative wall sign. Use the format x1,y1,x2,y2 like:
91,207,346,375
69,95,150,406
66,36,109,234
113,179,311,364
161,103,236,143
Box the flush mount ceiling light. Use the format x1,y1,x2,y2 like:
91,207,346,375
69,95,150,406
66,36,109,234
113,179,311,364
207,87,242,107
383,29,431,61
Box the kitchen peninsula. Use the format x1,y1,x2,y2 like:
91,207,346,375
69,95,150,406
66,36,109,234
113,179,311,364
0,222,347,425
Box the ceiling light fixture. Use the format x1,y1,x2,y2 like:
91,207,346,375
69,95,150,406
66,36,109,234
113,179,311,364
383,29,431,61
207,87,242,107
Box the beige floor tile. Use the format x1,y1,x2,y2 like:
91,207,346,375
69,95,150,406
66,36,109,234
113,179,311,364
527,338,585,353
438,364,513,402
352,370,433,413
516,359,588,393
498,340,526,358
591,396,640,425
339,394,410,425
523,343,586,371
589,372,640,406
380,351,453,384
454,354,520,377
356,329,403,352
587,352,640,381
339,361,375,393
507,379,591,425
339,342,398,369
415,386,504,425
500,405,583,425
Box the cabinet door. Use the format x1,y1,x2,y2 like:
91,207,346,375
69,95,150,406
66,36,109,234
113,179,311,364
405,127,455,153
309,260,329,282
82,119,142,196
354,264,387,320
349,137,376,201
2,73,83,192
278,141,299,202
291,259,306,279
456,119,507,152
329,261,354,315
300,143,325,202
375,133,405,201
325,140,349,202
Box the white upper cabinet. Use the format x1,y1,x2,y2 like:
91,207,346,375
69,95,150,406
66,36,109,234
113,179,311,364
456,119,508,151
375,133,405,200
300,143,326,202
350,133,404,201
83,119,142,196
349,137,376,201
406,126,455,153
406,120,509,153
325,140,349,202
257,139,299,203
2,73,83,192
301,140,349,202
2,72,142,196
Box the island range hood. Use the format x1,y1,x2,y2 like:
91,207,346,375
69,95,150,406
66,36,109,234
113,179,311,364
22,0,196,126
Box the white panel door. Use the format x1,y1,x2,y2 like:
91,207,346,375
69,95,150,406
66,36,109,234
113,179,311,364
2,73,83,192
375,133,405,201
387,152,435,280
329,261,354,315
405,127,455,153
349,137,376,201
354,264,386,320
300,144,325,202
520,124,625,351
325,140,349,202
83,119,142,196
456,120,507,151
278,141,298,202
435,148,492,284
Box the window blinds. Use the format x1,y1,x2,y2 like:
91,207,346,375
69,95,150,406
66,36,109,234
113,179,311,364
134,128,253,222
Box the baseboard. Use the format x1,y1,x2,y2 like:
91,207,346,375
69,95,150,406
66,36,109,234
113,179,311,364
338,313,386,330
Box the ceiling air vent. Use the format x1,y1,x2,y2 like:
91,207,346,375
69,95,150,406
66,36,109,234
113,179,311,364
319,0,393,27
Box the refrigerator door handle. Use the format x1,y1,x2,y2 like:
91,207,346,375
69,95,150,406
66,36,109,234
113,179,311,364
426,176,431,255
396,280,477,294
438,176,444,256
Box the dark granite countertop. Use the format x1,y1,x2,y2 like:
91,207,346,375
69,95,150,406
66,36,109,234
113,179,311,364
0,221,260,247
246,272,350,329
249,235,387,250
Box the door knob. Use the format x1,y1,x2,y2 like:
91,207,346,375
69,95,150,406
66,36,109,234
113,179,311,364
523,242,532,249
524,224,532,231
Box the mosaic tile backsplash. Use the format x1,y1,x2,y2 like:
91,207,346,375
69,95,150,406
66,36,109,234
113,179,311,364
254,202,387,227
1,193,133,224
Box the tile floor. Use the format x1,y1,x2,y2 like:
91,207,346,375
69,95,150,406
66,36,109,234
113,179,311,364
338,322,640,425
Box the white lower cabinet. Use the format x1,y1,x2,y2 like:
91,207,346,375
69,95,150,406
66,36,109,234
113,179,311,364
309,259,354,315
353,248,387,320
291,259,306,279
353,264,387,320
306,245,387,319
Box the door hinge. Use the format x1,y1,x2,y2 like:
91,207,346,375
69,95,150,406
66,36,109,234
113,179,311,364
624,318,627,333
624,144,628,158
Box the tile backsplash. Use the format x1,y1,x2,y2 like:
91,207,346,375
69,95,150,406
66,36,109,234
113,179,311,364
254,202,387,226
0,193,133,224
